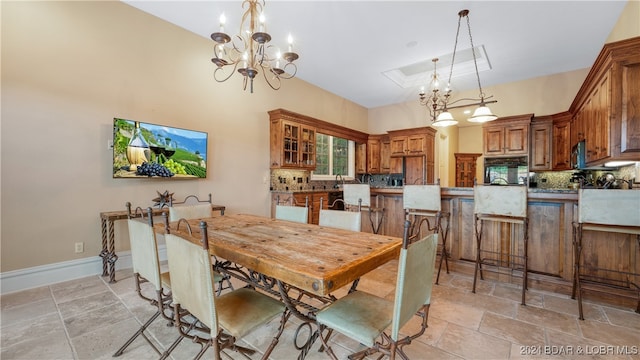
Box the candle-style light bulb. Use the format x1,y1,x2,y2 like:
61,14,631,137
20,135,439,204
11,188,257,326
276,51,281,68
287,34,293,52
219,13,226,32
259,13,265,32
242,51,248,68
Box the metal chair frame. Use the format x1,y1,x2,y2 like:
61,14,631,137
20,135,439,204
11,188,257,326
114,203,185,359
571,189,640,320
471,183,529,306
165,220,289,360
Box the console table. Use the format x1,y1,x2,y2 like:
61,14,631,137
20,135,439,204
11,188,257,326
99,205,225,283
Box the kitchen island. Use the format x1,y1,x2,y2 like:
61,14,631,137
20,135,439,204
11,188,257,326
272,186,639,305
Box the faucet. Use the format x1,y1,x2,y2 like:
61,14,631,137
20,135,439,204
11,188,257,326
334,174,344,189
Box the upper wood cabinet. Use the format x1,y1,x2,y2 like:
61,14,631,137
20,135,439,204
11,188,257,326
355,142,367,174
269,119,316,169
569,36,640,165
530,117,553,171
380,137,391,173
269,109,369,170
367,135,382,173
482,114,532,157
388,127,436,158
552,112,572,170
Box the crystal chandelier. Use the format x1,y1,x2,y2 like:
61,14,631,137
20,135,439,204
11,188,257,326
210,0,299,93
419,9,497,127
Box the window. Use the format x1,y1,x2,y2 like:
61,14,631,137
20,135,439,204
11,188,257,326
312,133,355,180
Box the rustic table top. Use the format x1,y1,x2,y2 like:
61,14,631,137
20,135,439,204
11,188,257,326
155,213,402,296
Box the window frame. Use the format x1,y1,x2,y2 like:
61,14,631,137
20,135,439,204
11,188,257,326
311,135,355,181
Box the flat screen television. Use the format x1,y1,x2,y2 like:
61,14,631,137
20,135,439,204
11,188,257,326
112,118,207,179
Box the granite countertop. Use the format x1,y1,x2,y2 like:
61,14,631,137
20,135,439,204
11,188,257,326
272,186,580,194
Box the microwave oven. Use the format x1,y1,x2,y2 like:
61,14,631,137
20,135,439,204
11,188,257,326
571,140,586,170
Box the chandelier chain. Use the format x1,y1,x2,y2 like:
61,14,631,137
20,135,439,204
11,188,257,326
466,14,485,100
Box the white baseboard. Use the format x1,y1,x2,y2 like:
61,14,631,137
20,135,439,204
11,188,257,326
0,245,167,295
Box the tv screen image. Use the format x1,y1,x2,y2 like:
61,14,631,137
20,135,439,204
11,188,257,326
113,118,207,179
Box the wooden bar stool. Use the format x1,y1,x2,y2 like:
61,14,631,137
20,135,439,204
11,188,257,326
472,183,529,305
572,189,640,320
403,181,451,284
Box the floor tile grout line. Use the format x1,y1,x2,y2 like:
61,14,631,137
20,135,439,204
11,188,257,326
50,284,79,360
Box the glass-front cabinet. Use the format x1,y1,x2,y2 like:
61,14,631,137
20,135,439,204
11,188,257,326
270,112,316,169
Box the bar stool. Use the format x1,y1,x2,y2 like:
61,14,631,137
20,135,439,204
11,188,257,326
403,180,450,284
572,189,640,320
274,195,309,224
472,183,529,305
342,184,384,234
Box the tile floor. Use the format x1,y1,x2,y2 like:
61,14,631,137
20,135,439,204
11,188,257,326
2,262,639,360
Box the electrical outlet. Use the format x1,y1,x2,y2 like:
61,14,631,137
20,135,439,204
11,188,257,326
75,242,84,253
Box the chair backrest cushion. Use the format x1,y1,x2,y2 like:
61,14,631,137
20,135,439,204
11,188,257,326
474,185,527,218
165,233,218,334
319,209,361,231
128,219,162,291
343,184,371,207
275,205,309,224
403,185,441,212
579,189,640,227
391,233,438,341
169,203,212,222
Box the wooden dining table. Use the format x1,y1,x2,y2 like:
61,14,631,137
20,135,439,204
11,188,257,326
155,213,402,297
155,213,403,359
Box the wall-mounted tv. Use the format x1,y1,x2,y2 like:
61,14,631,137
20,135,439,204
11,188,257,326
113,118,207,179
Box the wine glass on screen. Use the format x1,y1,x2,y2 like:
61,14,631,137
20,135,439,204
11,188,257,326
149,133,165,163
164,138,176,158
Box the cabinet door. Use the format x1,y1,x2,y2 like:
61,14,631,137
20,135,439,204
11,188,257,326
552,120,571,170
380,139,391,173
619,60,640,154
592,73,611,161
300,126,316,168
282,121,300,166
504,124,529,155
455,153,479,187
367,139,381,173
483,127,505,156
406,134,426,155
355,142,366,174
530,122,552,171
389,136,407,157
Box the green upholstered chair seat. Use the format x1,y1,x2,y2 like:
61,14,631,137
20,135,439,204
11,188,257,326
316,291,393,347
216,288,285,339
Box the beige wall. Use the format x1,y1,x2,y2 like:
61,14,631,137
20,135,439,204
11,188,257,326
0,1,367,272
606,0,640,43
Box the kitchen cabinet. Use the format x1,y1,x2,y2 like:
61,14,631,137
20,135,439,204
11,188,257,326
530,117,553,171
482,114,532,157
569,36,640,165
552,112,572,170
387,127,436,180
380,137,391,173
367,135,382,173
355,142,367,174
454,153,481,187
269,113,316,169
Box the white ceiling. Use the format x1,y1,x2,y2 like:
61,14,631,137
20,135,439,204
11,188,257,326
122,1,627,109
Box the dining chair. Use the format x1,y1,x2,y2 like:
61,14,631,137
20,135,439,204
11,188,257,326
318,197,361,232
168,193,233,294
342,184,384,234
114,203,183,358
275,195,309,224
403,180,451,284
316,220,438,360
168,193,214,222
165,220,288,360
